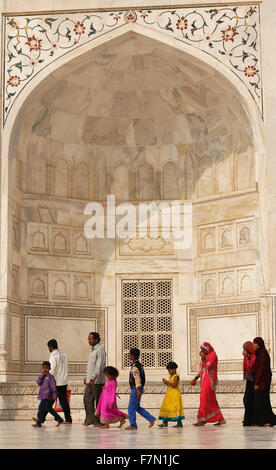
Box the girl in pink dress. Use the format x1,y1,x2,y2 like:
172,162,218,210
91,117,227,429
95,366,128,428
191,342,226,426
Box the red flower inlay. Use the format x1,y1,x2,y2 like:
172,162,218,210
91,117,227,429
7,75,21,87
73,21,86,35
244,66,259,77
25,35,42,52
176,16,188,31
221,25,239,42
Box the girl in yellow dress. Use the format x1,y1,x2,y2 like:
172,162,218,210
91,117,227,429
158,362,185,428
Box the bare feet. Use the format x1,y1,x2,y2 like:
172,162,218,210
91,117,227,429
32,423,40,428
193,422,205,426
172,424,183,428
118,419,126,428
56,421,63,426
214,419,226,426
125,426,136,430
149,418,156,428
32,417,38,423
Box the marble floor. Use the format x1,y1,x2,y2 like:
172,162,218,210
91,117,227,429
0,412,276,450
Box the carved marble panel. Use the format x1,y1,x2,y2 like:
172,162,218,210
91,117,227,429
238,268,255,296
218,224,235,251
21,305,105,374
118,236,174,258
199,226,216,255
199,266,256,302
12,217,20,251
200,273,217,300
28,270,48,300
198,217,257,257
11,265,19,299
28,224,49,253
71,230,94,258
51,228,70,255
219,271,236,298
73,274,94,302
27,223,94,258
10,313,20,362
188,302,262,373
237,220,256,248
50,273,71,301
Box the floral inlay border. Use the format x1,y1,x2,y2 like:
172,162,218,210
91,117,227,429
3,4,262,127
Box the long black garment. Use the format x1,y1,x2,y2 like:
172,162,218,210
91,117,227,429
243,379,254,426
252,383,276,426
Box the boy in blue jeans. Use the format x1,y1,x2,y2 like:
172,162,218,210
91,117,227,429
125,348,156,430
32,361,64,427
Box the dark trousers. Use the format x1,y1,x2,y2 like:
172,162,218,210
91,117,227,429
83,383,103,425
57,385,72,423
243,379,254,426
252,384,276,426
37,399,64,426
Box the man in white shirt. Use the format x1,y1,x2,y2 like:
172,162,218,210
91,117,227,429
82,332,106,426
47,339,72,424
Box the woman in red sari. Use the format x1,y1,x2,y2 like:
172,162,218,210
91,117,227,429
191,342,226,426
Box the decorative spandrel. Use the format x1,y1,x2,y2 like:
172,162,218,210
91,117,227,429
4,4,262,126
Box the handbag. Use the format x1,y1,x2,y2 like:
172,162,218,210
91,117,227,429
54,389,71,412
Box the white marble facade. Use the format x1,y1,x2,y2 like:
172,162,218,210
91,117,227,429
0,0,275,406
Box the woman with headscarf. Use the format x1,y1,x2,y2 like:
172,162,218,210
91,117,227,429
242,341,255,426
252,337,276,426
190,342,226,426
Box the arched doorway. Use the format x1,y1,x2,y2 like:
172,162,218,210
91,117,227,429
4,30,266,385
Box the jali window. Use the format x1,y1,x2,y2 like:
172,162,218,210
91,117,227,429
122,279,173,369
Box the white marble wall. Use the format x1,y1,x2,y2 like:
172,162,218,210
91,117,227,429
0,0,275,389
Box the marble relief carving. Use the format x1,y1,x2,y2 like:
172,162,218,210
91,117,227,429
12,217,20,251
20,305,105,373
28,269,94,303
198,217,256,256
11,266,19,299
118,235,174,258
188,302,261,373
200,266,255,302
4,4,262,124
20,147,255,204
27,223,94,258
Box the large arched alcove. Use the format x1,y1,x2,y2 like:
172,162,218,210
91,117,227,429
6,31,264,382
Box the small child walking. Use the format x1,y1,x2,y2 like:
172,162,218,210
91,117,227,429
95,366,128,428
158,362,185,428
32,361,64,427
125,348,156,430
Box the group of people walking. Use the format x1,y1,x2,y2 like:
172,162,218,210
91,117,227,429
31,332,276,429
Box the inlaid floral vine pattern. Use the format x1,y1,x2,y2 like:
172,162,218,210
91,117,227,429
3,4,262,126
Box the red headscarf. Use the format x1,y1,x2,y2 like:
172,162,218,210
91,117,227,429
200,342,214,355
252,337,272,390
200,342,218,390
243,341,255,380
